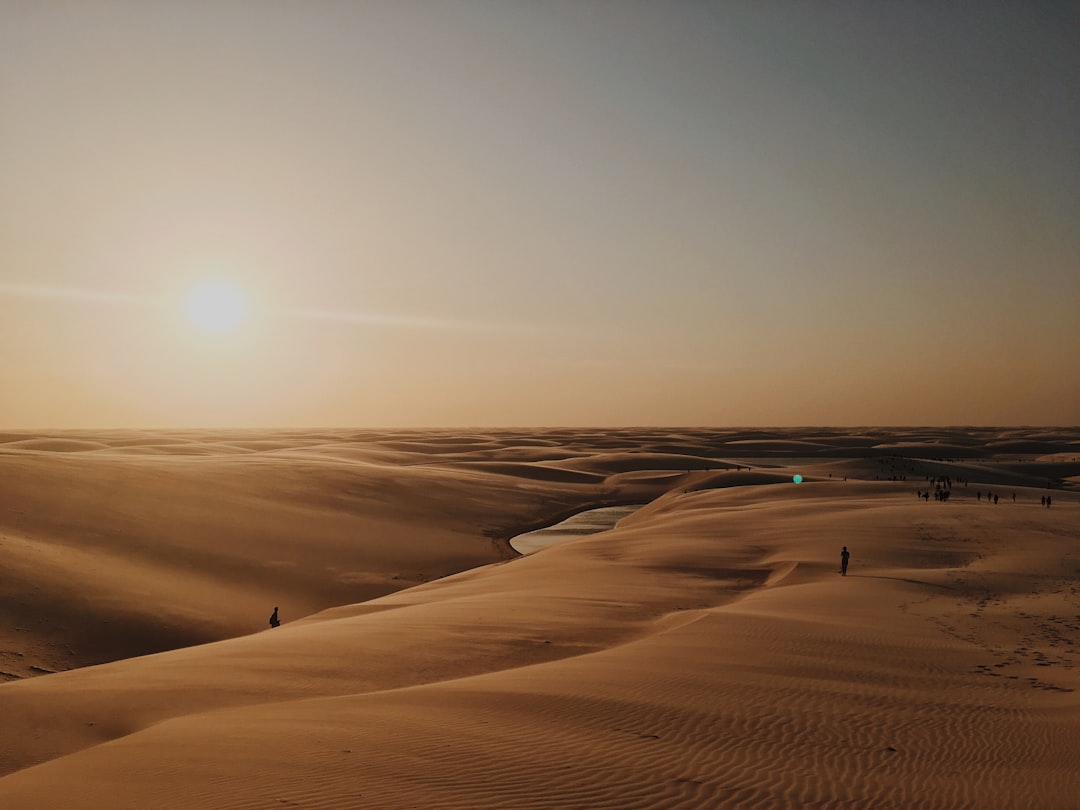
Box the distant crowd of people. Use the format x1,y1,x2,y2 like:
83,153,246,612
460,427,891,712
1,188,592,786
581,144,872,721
917,475,957,501
912,487,1056,507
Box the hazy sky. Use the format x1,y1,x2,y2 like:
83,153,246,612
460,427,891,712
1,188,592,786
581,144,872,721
2,1,1077,428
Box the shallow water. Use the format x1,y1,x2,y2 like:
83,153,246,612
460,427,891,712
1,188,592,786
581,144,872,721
509,504,644,555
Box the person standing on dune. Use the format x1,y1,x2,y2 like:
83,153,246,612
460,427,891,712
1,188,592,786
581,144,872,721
269,606,280,628
840,546,850,576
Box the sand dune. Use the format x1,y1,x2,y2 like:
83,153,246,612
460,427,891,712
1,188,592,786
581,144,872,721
1,428,1079,808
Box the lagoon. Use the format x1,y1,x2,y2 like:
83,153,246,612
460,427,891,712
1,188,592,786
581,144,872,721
509,504,644,555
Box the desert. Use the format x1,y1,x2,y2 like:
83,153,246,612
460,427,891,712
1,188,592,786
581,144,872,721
4,2,1078,806
1,427,1078,809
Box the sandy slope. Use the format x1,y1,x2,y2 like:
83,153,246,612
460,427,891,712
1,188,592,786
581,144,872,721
0,430,663,678
1,428,1078,808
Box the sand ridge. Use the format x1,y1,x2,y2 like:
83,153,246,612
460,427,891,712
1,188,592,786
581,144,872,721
1,427,1079,808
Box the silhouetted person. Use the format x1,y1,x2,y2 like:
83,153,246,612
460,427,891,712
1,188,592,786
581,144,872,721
1012,492,1016,503
993,494,999,505
840,546,850,576
977,491,982,501
1046,496,1052,508
1041,495,1046,507
269,606,280,628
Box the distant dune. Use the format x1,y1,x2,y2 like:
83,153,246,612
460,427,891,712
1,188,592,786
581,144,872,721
1,427,1079,808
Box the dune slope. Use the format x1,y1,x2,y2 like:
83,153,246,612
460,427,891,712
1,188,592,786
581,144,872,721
1,427,1078,808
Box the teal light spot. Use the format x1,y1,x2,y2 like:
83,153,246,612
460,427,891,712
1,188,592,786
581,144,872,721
793,474,803,484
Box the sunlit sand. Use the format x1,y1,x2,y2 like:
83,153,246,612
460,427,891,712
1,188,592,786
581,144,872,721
1,427,1079,808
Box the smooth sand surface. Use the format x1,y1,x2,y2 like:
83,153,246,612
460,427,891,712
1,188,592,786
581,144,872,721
1,427,1079,808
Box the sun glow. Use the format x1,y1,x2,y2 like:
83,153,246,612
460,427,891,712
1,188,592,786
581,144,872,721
184,281,249,334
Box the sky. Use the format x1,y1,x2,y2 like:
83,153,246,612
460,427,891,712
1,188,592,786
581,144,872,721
1,0,1077,429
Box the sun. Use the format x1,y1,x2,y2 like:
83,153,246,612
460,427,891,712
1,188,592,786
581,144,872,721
184,280,249,334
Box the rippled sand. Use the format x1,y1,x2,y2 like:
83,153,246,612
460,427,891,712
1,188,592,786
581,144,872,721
1,427,1079,808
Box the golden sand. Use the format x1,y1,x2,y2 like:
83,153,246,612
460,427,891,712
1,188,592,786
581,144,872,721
1,428,1078,808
